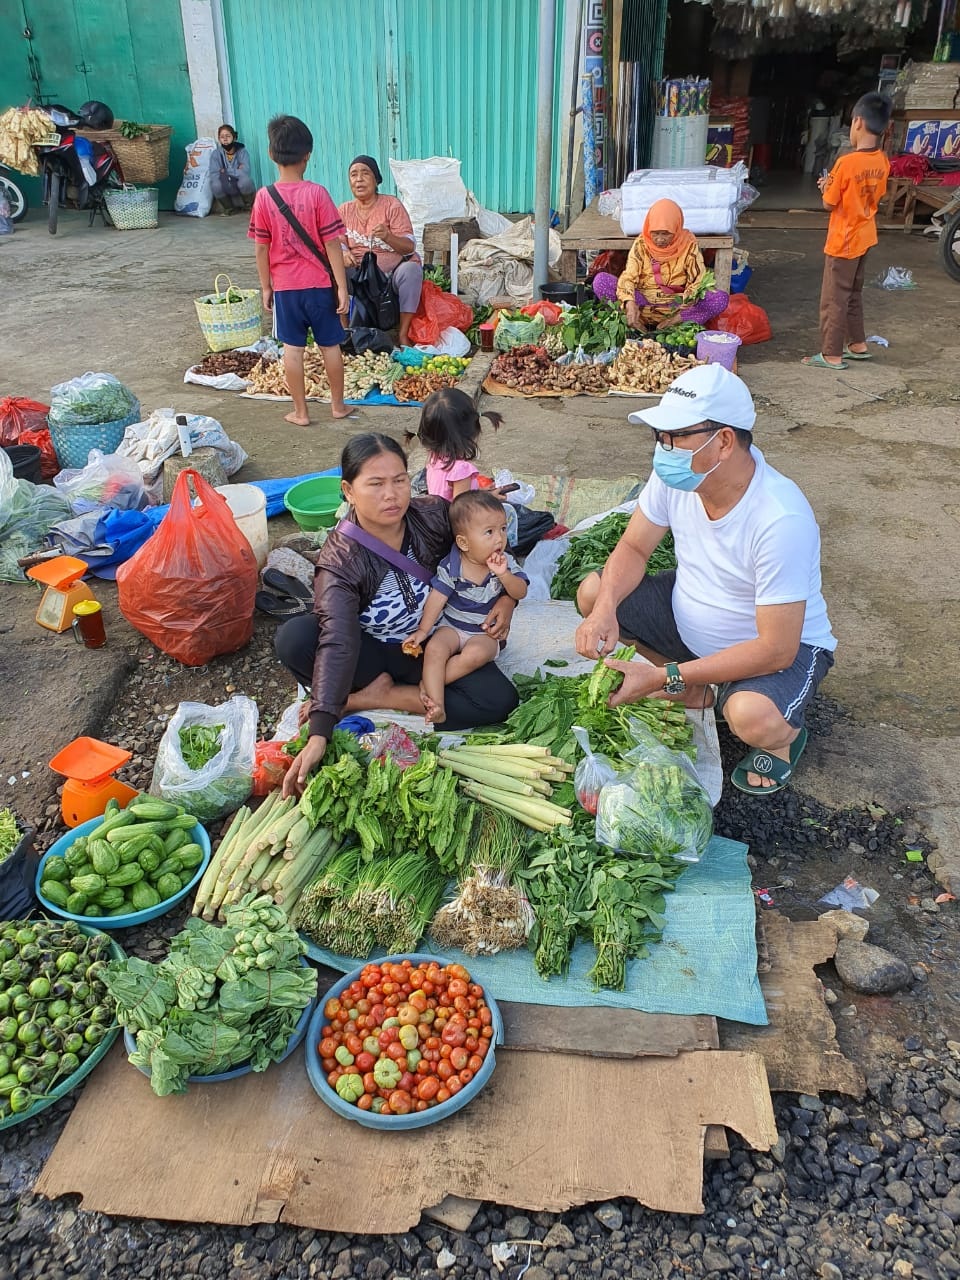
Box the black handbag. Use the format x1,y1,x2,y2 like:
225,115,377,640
352,250,400,331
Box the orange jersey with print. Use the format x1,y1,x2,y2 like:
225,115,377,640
823,149,890,259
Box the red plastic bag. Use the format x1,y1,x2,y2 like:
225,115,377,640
587,250,628,279
714,294,772,346
520,300,562,325
408,280,474,347
18,428,59,480
116,468,258,666
0,397,49,446
251,740,293,796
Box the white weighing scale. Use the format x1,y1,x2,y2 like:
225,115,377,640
26,556,95,632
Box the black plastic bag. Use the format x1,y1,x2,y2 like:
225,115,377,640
513,506,556,556
0,825,38,919
351,251,400,331
348,326,395,355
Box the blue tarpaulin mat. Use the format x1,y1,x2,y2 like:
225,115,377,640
345,390,422,408
306,834,768,1025
142,466,342,527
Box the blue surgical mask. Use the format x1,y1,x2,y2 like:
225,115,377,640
652,432,720,491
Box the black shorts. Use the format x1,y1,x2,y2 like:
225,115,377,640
615,571,835,729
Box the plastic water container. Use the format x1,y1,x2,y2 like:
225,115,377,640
696,330,742,370
217,483,268,568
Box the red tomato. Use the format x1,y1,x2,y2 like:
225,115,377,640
345,1033,363,1056
447,1076,462,1095
382,981,398,996
409,992,428,1013
324,998,342,1019
386,1041,407,1063
319,1036,338,1058
369,1004,386,1026
436,1086,451,1103
447,978,469,999
388,1090,413,1115
363,1072,378,1094
426,1036,440,1051
355,1052,375,1073
416,1060,432,1076
415,1100,428,1112
481,1025,494,1039
327,1068,341,1086
479,1007,493,1026
437,1060,454,1081
321,1057,336,1073
378,1028,399,1048
474,1039,489,1058
380,1103,393,1115
446,964,471,982
357,1093,373,1111
422,980,435,995
469,983,484,998
408,969,426,987
399,1071,418,1093
459,1068,474,1085
468,1054,484,1073
441,1024,467,1048
356,998,370,1014
418,1076,440,1101
450,1046,469,1071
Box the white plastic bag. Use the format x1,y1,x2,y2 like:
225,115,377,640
0,449,72,581
150,696,258,820
115,409,248,494
389,156,467,248
53,449,146,512
174,138,216,218
183,339,281,391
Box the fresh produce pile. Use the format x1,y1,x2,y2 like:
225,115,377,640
193,789,340,923
490,345,610,394
596,747,713,864
104,895,317,1095
191,350,262,379
608,340,705,394
466,304,493,346
438,743,573,833
316,957,495,1116
423,263,451,292
247,352,330,398
117,120,148,139
39,796,205,920
421,355,470,377
178,723,224,772
393,371,461,403
542,325,566,357
655,322,703,352
343,351,404,400
0,919,116,1121
0,808,22,865
550,511,677,601
559,300,628,354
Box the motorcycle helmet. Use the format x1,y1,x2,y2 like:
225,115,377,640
77,101,115,130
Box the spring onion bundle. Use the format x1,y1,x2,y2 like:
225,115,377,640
439,743,574,833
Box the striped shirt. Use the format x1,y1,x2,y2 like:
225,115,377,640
248,181,344,291
431,548,528,636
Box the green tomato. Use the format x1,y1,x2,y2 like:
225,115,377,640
335,1072,365,1104
334,1045,355,1067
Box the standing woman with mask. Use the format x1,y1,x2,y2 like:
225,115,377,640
211,124,255,214
338,155,423,347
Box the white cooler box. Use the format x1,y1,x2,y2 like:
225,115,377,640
620,165,743,236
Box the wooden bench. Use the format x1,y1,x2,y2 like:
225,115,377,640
879,177,954,233
422,217,481,265
560,197,735,292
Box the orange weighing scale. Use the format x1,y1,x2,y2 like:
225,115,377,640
49,737,139,828
25,556,95,633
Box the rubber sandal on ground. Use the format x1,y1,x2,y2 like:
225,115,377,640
730,727,808,796
254,590,308,620
843,347,873,361
801,354,848,370
262,567,312,605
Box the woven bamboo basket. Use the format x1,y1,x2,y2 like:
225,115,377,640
77,122,172,184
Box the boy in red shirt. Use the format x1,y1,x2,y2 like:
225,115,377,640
249,115,352,425
802,93,891,371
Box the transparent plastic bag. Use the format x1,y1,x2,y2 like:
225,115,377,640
595,720,713,863
819,876,879,911
572,726,619,817
48,373,139,428
150,696,258,821
53,449,146,512
359,723,421,770
0,448,72,582
494,313,546,351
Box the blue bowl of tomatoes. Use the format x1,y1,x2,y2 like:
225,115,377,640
305,953,504,1129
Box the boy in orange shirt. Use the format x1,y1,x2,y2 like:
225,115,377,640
802,93,891,371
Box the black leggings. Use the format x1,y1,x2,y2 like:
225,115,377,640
274,615,519,731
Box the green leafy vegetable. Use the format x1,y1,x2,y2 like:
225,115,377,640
550,512,676,601
0,808,21,864
178,724,224,771
423,263,451,292
560,301,627,354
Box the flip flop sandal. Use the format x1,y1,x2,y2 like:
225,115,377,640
261,567,313,605
255,590,309,620
730,727,808,796
802,354,848,370
843,347,873,361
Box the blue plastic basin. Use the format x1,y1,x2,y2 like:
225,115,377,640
305,952,504,1130
35,816,211,929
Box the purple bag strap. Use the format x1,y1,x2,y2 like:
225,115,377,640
336,519,433,585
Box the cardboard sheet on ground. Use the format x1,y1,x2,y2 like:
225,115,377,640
35,1044,777,1229
483,375,608,399
308,834,766,1024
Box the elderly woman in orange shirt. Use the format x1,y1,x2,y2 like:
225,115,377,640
593,199,728,330
338,155,423,347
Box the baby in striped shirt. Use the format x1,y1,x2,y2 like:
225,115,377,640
405,490,528,725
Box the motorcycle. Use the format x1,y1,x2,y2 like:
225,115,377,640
0,165,28,222
34,103,123,236
938,188,960,283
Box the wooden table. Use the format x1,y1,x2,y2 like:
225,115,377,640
560,198,735,292
879,177,954,233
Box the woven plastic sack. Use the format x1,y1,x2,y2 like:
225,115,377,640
714,294,771,345
116,467,257,665
0,397,48,445
408,279,473,347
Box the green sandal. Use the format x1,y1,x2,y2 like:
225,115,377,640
843,347,873,361
801,354,848,370
731,728,808,796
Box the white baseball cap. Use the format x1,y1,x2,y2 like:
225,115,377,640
628,363,757,433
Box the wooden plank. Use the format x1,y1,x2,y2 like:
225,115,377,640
36,1046,777,1231
704,1126,730,1161
501,1001,719,1057
560,198,734,281
423,1195,482,1231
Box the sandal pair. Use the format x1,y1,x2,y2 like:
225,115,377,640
731,729,808,797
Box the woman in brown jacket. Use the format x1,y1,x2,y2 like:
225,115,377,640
277,433,519,793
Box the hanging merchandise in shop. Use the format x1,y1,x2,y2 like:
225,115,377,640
703,0,926,55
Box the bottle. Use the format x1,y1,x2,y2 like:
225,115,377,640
72,600,106,649
175,413,193,457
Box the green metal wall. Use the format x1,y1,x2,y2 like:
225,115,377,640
0,0,196,208
221,0,565,212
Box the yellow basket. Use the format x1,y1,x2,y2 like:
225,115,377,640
194,273,263,352
103,185,158,230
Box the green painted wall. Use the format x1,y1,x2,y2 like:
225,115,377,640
0,0,196,209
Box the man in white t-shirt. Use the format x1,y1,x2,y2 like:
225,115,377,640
575,364,837,794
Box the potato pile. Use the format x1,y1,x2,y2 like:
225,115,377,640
491,345,610,394
247,351,331,398
193,350,263,378
608,340,706,394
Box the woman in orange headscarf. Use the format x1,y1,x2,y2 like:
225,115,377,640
592,199,728,330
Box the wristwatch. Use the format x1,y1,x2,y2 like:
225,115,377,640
663,661,686,695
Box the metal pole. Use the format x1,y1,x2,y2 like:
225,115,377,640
563,0,586,232
533,0,557,299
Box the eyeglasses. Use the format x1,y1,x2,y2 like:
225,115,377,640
650,426,715,451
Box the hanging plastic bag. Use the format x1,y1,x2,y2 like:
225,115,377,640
0,397,49,446
53,449,146,512
150,696,257,820
493,312,546,352
251,740,293,796
572,726,619,817
116,467,257,665
408,279,473,347
714,295,771,345
595,720,713,863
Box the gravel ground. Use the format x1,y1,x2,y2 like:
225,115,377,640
3,624,960,1280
